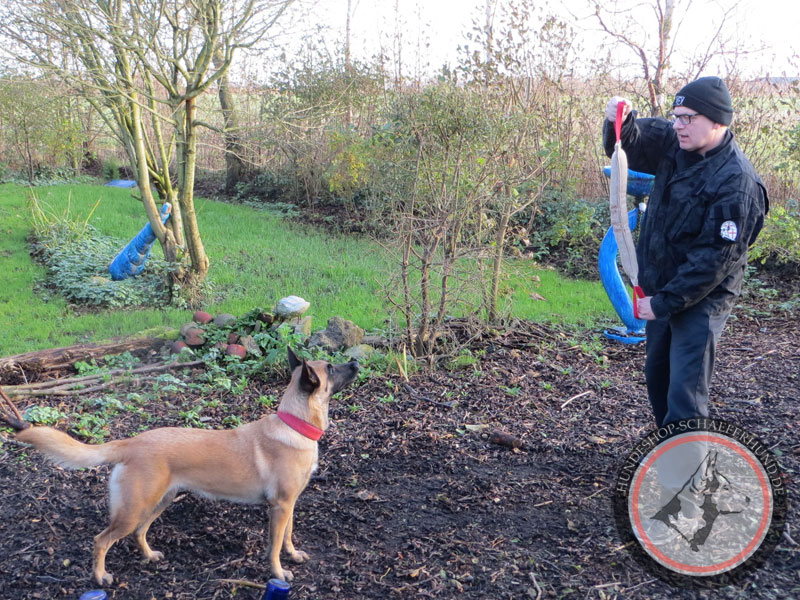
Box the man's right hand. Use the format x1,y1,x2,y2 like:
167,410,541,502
636,295,657,320
605,96,633,122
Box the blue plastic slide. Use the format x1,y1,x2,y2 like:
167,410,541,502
108,203,172,280
602,167,654,197
105,179,137,188
599,167,655,344
598,207,646,344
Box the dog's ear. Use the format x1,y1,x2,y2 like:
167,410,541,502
299,360,321,393
287,347,302,372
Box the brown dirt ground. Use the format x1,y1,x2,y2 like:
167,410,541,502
0,298,798,600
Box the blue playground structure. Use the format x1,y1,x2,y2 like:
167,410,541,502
599,168,655,344
108,203,172,281
105,179,137,188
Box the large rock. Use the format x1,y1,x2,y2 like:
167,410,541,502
193,310,213,324
214,313,237,327
308,316,364,352
362,334,390,348
181,325,206,348
238,334,262,357
291,317,313,339
344,344,374,362
275,296,310,320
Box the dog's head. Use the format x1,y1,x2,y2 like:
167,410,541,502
286,347,359,412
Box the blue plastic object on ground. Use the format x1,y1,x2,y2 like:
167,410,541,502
78,591,107,600
599,207,646,344
108,203,171,281
105,179,137,188
262,578,290,600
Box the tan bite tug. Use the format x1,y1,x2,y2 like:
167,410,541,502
0,348,359,586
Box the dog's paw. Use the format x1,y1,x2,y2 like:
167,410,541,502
275,568,294,582
289,550,310,564
144,550,164,563
95,571,114,586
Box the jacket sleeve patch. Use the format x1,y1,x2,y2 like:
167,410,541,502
713,203,742,244
719,220,738,242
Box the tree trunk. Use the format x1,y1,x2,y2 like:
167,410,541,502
488,205,512,322
179,96,210,282
214,49,245,193
345,0,353,127
129,89,169,247
651,0,676,117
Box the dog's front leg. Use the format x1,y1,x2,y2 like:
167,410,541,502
269,499,305,581
282,505,310,564
269,501,291,581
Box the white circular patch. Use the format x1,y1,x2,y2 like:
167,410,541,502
720,220,738,241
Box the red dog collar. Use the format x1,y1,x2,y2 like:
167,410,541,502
277,411,324,441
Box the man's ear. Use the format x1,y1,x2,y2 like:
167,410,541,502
287,347,302,372
300,360,321,393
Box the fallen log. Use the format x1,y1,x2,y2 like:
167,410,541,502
0,328,177,385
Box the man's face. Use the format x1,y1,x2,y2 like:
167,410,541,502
672,108,725,155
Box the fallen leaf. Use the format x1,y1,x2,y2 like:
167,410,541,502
465,424,489,432
530,292,546,301
567,519,579,532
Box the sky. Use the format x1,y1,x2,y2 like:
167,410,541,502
279,0,800,80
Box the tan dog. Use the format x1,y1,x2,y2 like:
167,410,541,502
0,348,359,586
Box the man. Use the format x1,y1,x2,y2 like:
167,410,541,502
603,76,769,427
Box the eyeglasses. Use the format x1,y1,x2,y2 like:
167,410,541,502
668,112,701,125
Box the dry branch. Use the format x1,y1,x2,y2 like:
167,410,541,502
3,360,205,398
0,386,29,430
560,390,592,410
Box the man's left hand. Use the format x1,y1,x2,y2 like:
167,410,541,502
637,296,657,320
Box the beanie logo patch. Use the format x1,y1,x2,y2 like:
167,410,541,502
674,95,685,106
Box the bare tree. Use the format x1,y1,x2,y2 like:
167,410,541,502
0,0,294,285
591,0,738,116
0,77,56,182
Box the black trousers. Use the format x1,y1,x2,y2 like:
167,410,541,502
644,301,730,427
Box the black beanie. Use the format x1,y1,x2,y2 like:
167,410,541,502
672,76,733,125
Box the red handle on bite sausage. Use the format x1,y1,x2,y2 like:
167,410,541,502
632,285,645,320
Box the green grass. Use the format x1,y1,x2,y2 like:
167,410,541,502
0,183,616,357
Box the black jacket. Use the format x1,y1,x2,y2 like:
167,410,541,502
603,113,769,318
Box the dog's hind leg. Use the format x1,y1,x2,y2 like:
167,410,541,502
93,519,136,585
134,489,177,563
93,465,170,585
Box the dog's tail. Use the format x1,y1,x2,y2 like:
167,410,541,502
15,426,123,469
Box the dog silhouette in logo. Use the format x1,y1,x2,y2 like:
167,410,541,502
651,450,750,551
